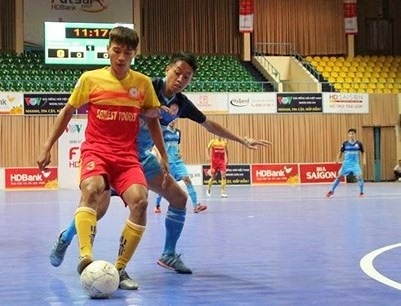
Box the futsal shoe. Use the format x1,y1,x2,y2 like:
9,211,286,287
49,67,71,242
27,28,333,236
49,230,70,267
193,203,207,213
154,206,161,213
77,256,93,274
118,269,139,290
326,191,334,198
157,254,192,274
360,192,364,197
221,193,228,198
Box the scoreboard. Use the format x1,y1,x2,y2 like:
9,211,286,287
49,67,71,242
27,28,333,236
44,22,134,66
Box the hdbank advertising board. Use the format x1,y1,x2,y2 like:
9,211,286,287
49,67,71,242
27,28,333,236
58,118,87,189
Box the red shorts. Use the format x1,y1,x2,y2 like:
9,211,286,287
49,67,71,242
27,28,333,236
211,159,226,174
80,150,147,195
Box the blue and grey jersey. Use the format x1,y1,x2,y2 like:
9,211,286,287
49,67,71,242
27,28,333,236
137,77,207,158
341,140,364,165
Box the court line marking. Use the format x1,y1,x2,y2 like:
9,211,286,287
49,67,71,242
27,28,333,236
360,243,401,290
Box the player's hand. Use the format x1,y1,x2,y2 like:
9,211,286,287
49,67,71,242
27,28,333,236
160,105,173,114
142,107,161,118
37,150,51,171
243,137,272,150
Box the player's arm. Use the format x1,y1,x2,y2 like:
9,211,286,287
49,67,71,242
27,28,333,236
37,103,76,170
145,117,169,173
224,143,229,165
360,142,366,166
206,139,213,162
200,118,271,150
335,151,343,163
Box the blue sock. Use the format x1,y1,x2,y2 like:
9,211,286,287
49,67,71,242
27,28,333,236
186,184,198,207
163,206,186,256
358,177,364,193
330,177,341,192
60,219,76,244
156,195,162,206
110,188,118,197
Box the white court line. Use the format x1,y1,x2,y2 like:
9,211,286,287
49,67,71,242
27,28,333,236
360,243,401,290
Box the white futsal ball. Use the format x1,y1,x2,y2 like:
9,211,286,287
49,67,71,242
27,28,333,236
80,260,119,299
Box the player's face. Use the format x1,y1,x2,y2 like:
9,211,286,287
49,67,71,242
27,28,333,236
107,42,137,80
348,131,356,141
165,60,194,95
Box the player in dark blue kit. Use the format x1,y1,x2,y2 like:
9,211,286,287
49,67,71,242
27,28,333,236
326,128,366,197
153,119,207,213
49,52,271,280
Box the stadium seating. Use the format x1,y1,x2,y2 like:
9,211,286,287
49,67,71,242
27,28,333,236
0,51,265,93
306,55,401,93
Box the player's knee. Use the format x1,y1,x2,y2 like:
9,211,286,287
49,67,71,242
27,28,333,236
80,181,105,208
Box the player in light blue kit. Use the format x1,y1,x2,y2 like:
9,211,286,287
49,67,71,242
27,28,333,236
154,119,207,213
326,128,366,197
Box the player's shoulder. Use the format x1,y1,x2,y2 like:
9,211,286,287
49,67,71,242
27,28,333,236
83,67,109,76
130,70,152,83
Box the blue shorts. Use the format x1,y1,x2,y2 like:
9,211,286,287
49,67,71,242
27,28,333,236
339,163,362,176
140,152,163,181
169,159,189,181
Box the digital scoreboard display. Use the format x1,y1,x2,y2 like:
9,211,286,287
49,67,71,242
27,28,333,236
44,22,134,66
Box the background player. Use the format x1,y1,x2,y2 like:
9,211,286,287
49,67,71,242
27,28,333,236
326,128,366,197
206,137,229,197
153,119,207,213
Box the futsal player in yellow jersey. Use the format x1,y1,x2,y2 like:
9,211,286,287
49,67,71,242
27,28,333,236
207,137,229,197
37,26,168,290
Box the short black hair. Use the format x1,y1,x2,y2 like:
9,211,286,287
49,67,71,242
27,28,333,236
109,26,139,50
170,52,198,72
348,128,357,133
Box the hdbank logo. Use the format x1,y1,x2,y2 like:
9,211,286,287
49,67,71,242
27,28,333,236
50,0,109,13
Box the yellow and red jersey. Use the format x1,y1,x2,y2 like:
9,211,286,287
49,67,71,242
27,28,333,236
69,67,160,160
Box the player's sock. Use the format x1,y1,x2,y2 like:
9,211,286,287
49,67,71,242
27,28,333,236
186,183,198,207
330,177,341,192
358,177,364,193
163,206,186,256
221,178,227,193
75,207,97,258
61,219,77,243
207,178,213,191
156,195,162,206
115,220,145,271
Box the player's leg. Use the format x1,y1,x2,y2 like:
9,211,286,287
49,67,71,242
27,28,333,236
207,167,217,196
75,174,108,274
142,153,192,273
148,172,192,273
49,189,110,267
353,165,364,195
174,160,207,213
115,176,148,290
155,194,162,213
326,167,347,197
220,163,228,197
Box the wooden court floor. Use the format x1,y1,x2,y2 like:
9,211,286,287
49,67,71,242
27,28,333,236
1,183,401,305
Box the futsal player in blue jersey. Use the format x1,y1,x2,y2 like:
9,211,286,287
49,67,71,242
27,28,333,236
49,52,271,278
326,128,366,197
153,119,207,213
